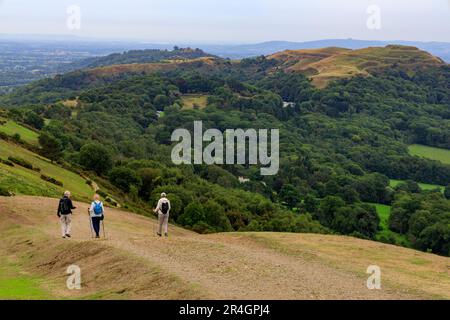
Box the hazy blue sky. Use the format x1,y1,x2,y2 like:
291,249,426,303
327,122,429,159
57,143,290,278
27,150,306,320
0,0,449,43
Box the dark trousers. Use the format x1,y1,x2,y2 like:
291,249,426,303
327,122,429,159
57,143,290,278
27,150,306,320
92,217,102,237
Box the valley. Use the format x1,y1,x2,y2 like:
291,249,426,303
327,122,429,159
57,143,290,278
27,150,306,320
0,43,449,300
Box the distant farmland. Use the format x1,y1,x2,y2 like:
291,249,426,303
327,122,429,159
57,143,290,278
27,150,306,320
408,144,450,165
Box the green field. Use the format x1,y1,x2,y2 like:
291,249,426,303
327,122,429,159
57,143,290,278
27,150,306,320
0,258,51,300
408,144,450,165
0,140,93,201
390,179,445,192
0,119,39,145
369,203,410,246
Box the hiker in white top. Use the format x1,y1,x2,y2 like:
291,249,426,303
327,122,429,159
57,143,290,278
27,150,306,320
89,194,105,238
154,193,171,237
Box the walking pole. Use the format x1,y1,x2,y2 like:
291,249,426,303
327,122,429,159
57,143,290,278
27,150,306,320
102,219,106,239
87,208,94,238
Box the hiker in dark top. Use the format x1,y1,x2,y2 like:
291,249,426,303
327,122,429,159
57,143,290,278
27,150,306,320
89,194,105,238
154,193,171,237
57,191,76,238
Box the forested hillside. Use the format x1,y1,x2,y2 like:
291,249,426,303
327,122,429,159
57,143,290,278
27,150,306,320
59,47,217,73
1,45,449,256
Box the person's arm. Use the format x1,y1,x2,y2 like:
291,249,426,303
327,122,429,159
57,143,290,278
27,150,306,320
89,202,94,214
69,199,76,210
154,199,161,213
57,200,61,217
168,200,171,212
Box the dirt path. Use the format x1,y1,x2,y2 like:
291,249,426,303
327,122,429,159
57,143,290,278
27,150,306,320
1,196,449,300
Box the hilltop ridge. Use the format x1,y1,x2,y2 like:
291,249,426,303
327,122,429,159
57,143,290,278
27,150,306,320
268,45,446,87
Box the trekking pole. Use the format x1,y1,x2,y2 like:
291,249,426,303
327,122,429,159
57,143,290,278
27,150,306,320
102,219,107,239
87,208,94,238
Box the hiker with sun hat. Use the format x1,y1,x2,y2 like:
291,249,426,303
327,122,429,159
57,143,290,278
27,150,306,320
154,193,171,237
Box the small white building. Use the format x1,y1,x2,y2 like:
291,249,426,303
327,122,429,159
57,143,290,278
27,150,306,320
283,102,295,108
238,176,250,184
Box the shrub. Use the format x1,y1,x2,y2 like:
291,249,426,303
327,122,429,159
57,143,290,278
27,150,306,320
97,190,108,198
0,158,14,167
0,186,12,196
40,174,64,187
8,156,33,170
105,197,118,207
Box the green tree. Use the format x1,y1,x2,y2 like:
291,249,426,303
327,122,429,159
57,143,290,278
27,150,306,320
178,202,206,227
109,167,142,193
203,200,232,232
38,132,62,162
279,184,300,208
23,111,44,130
445,185,450,200
153,94,170,110
79,143,113,175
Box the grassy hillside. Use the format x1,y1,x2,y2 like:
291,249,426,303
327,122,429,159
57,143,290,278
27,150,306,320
0,119,39,145
1,195,449,300
268,45,445,87
0,257,52,300
409,144,450,165
0,140,93,201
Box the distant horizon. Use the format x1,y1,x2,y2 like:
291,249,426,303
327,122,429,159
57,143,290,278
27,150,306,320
1,33,450,46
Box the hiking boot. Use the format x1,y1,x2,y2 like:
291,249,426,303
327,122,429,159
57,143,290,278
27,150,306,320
157,233,162,237
62,236,66,239
65,234,71,238
95,235,100,239
164,233,168,237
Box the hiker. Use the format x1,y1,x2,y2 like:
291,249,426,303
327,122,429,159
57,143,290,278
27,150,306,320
154,193,171,237
89,194,105,238
57,191,76,239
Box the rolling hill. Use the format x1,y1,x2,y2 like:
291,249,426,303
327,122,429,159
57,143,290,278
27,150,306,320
1,195,449,300
268,45,446,87
203,39,450,63
62,47,217,72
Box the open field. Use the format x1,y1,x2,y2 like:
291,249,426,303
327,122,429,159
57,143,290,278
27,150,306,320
0,195,449,300
0,140,92,201
370,203,409,246
0,119,39,145
180,94,208,109
408,144,450,165
390,179,445,192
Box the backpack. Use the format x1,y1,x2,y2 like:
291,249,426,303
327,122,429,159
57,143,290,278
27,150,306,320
93,201,103,215
59,197,70,214
161,201,169,214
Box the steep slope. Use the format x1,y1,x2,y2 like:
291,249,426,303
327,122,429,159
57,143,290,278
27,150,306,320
1,195,449,300
0,139,93,201
268,45,446,87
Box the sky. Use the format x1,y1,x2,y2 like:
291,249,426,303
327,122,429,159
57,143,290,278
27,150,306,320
0,0,449,43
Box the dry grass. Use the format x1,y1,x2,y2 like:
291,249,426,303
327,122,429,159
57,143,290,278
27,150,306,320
180,94,209,110
0,196,449,300
269,45,446,88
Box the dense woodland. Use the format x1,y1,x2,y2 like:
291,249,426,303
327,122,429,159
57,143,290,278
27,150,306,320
1,48,449,256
